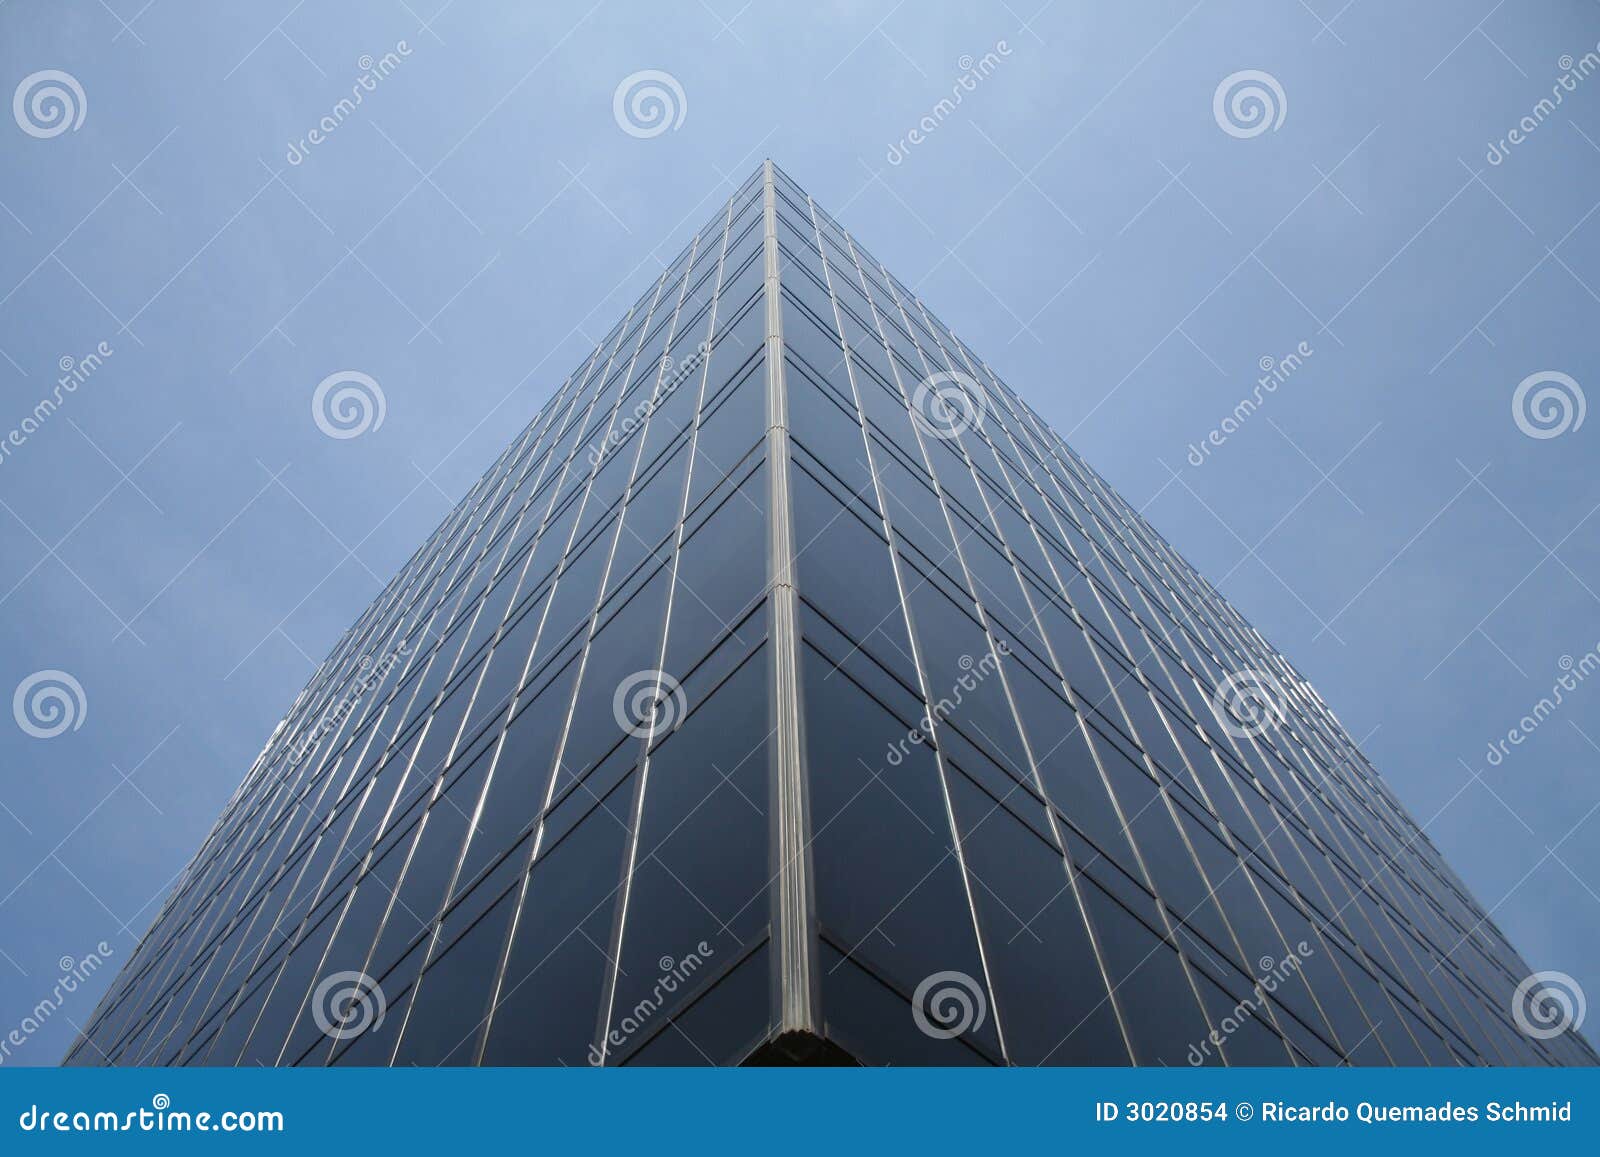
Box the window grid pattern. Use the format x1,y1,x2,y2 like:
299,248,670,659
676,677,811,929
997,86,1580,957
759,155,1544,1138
66,162,1592,1068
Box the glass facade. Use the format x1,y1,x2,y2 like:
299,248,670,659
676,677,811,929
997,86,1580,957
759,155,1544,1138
66,162,1594,1068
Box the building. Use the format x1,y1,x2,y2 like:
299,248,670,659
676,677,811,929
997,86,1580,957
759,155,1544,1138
66,161,1594,1067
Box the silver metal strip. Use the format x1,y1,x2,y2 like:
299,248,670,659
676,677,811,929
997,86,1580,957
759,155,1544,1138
762,159,817,1036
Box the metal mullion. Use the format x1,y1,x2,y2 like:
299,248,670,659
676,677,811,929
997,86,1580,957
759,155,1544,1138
373,428,540,639
889,262,1285,1065
111,613,445,1066
338,298,662,1066
931,309,1301,1061
757,160,818,1041
470,204,737,1065
799,199,1054,1061
167,815,353,1064
940,348,1313,1029
462,362,618,644
386,237,707,1066
892,255,1171,1063
375,409,566,783
362,263,677,1064
161,679,421,1052
535,233,706,818
825,226,1019,1064
222,472,532,1065
76,161,1563,1072
84,699,310,1046
997,414,1337,1057
169,776,371,1065
594,193,741,1064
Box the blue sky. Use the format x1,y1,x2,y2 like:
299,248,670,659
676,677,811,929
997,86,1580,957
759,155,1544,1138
1,1,1597,1065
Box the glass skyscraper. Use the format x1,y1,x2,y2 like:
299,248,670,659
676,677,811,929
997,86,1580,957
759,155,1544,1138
66,161,1594,1067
